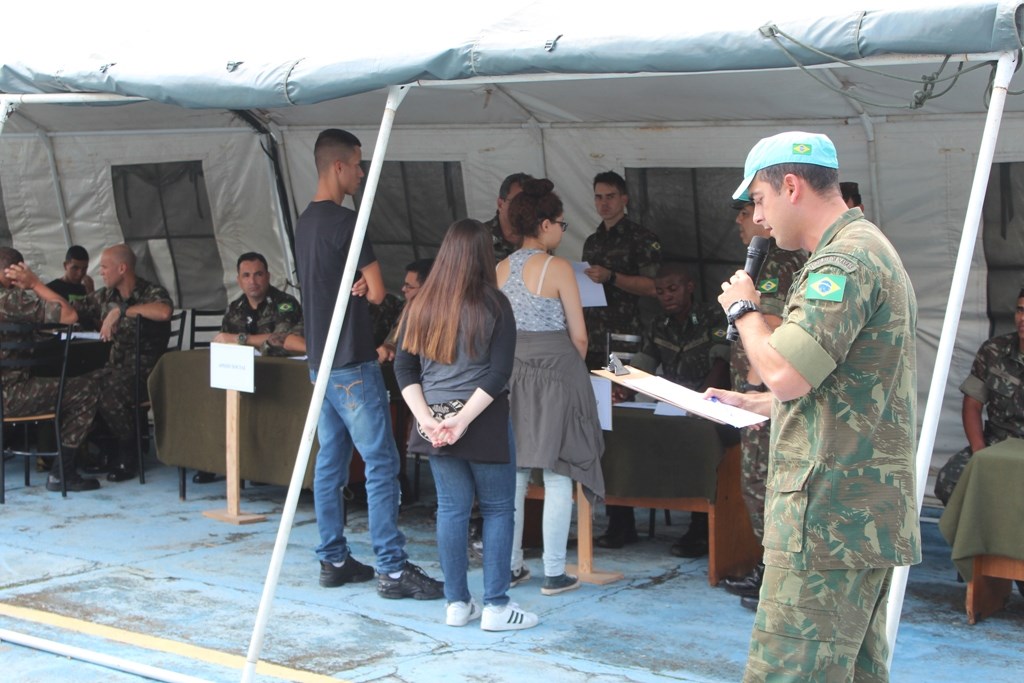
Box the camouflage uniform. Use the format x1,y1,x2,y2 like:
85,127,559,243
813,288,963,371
73,278,173,439
745,209,920,682
582,216,661,367
369,292,404,349
933,333,1024,504
0,286,99,450
483,214,519,263
221,285,304,357
631,302,729,389
729,241,807,541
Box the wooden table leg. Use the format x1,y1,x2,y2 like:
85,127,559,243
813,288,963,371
706,445,761,586
204,389,266,525
966,555,1024,624
567,482,623,585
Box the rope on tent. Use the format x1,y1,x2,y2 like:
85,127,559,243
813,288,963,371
759,22,999,110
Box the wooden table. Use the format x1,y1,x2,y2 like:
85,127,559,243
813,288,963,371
938,437,1024,623
527,407,761,586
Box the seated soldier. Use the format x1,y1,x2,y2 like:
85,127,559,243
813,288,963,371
46,245,95,303
194,252,305,484
1,247,101,492
598,262,730,555
373,258,433,363
73,244,174,482
935,289,1024,505
212,252,305,356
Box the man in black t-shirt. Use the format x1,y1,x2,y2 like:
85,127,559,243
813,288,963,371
46,245,94,303
294,128,442,600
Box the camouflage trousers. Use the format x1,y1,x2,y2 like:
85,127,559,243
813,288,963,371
744,566,893,683
740,425,770,541
83,364,151,440
3,376,99,449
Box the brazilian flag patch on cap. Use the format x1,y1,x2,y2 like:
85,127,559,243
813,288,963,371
792,143,812,155
806,273,846,301
757,278,779,293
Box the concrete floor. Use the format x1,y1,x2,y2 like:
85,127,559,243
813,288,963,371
1,456,1022,683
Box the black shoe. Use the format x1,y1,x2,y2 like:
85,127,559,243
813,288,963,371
669,531,709,558
377,562,444,600
81,460,110,475
595,527,639,549
46,472,100,492
721,563,765,597
740,595,759,612
106,465,137,482
319,557,375,588
192,470,218,484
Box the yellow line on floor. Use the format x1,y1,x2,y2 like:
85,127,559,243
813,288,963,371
0,602,349,683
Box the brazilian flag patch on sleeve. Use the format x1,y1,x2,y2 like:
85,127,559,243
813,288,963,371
757,278,779,294
805,273,846,301
278,302,294,312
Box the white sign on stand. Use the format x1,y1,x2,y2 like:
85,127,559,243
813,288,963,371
205,343,265,525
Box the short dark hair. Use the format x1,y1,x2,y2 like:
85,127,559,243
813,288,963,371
499,173,534,200
237,252,269,272
840,181,862,206
757,164,839,197
1018,287,1024,300
731,199,753,211
65,245,89,262
507,179,563,238
655,261,692,281
593,171,628,195
314,128,362,175
405,258,434,285
0,247,25,271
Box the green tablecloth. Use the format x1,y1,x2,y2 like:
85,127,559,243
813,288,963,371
149,350,318,487
602,407,737,499
938,437,1024,580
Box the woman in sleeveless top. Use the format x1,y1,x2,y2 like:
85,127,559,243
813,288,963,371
496,179,605,596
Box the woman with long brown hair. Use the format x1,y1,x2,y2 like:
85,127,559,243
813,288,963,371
497,179,605,596
394,218,539,631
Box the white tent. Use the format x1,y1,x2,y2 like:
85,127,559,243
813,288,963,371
5,0,1024,673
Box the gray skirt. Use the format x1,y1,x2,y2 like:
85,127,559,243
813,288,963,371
509,329,605,500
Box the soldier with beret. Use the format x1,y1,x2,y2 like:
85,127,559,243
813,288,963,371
708,131,920,682
73,243,174,482
582,171,662,370
1,247,101,493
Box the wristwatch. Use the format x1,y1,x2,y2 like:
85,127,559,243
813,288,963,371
237,332,248,345
726,299,759,325
737,381,767,393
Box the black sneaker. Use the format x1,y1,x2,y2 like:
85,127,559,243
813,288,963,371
319,557,375,588
377,562,444,600
510,565,531,588
46,473,100,493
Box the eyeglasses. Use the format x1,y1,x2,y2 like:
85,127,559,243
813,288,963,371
401,282,420,291
556,220,568,232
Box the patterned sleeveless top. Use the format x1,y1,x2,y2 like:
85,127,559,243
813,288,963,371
500,249,567,332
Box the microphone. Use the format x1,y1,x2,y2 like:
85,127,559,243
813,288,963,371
726,235,770,342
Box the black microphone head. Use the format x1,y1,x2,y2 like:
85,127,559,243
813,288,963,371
748,235,771,259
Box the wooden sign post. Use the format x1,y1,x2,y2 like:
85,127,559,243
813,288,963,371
204,344,266,525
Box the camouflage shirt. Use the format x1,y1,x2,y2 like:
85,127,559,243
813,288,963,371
582,216,662,356
0,285,62,388
221,285,304,357
369,293,404,348
73,277,173,372
959,332,1024,440
765,209,921,571
632,302,728,390
483,214,520,263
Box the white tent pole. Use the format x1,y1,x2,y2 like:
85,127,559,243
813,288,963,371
240,83,411,683
885,50,1017,666
38,131,74,247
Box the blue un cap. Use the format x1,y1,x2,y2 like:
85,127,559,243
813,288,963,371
732,131,839,201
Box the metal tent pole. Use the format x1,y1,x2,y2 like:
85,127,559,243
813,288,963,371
240,83,410,683
885,50,1017,666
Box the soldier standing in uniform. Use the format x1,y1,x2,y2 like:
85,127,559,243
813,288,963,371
482,173,534,262
934,289,1024,504
74,244,173,482
596,263,729,552
720,199,807,610
1,248,101,493
708,131,920,682
582,171,661,369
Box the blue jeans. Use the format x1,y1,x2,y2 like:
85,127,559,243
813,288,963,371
311,361,407,574
429,445,515,607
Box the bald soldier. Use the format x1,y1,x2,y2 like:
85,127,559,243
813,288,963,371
708,132,919,682
74,244,173,482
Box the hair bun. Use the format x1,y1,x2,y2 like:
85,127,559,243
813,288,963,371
521,178,554,197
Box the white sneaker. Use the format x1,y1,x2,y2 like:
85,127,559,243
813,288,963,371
480,602,539,631
446,598,482,626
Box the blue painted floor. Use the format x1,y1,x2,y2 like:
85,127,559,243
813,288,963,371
1,456,1022,682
